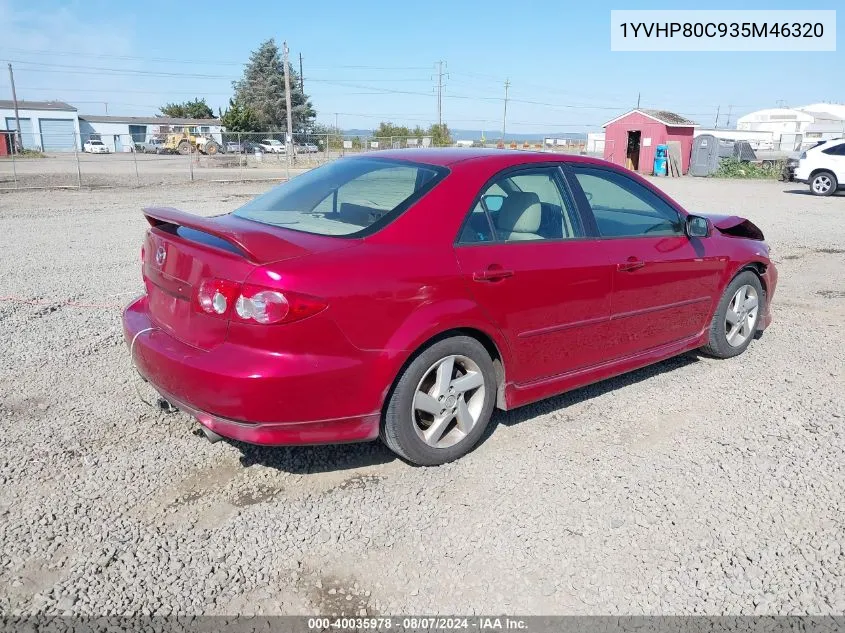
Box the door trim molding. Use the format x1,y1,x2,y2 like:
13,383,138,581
611,295,712,321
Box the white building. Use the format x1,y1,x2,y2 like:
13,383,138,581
79,115,224,153
0,100,226,153
586,132,605,153
736,105,845,150
0,100,80,151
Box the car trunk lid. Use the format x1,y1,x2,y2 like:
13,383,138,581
141,207,349,350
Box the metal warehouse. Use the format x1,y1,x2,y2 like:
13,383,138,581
0,100,81,152
0,100,224,153
602,109,695,175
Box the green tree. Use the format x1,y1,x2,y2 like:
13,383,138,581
220,99,259,132
371,121,453,146
232,39,315,132
311,122,345,149
373,122,411,140
159,98,214,119
429,123,453,146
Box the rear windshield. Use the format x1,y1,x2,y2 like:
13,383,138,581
233,158,447,237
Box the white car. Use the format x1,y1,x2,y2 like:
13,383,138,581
83,139,110,154
794,138,845,196
258,139,286,154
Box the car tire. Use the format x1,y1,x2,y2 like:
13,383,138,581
381,336,497,466
810,171,837,196
700,271,764,359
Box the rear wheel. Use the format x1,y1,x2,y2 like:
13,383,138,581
810,171,837,196
381,336,496,466
700,271,764,359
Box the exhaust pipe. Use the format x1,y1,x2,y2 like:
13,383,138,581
156,397,178,414
200,425,223,444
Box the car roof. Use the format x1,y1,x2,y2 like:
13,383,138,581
351,147,610,168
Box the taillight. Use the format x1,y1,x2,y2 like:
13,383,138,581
235,288,288,324
196,279,241,319
195,279,326,325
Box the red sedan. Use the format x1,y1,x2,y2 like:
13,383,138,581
124,149,777,465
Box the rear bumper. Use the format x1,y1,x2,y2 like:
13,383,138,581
123,295,381,446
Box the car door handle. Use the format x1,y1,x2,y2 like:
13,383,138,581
617,257,645,272
473,266,514,282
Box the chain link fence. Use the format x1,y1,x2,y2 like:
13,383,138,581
4,127,815,190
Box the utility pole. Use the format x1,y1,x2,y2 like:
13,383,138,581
636,92,641,109
299,53,304,93
104,102,108,115
725,104,734,128
714,105,720,128
502,79,510,142
282,41,294,178
7,63,22,152
434,60,447,128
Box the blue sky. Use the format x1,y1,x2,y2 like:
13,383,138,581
0,0,841,134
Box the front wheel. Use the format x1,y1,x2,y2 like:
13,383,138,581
381,336,497,466
810,171,838,196
700,271,764,359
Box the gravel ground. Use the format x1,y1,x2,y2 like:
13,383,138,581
0,176,843,616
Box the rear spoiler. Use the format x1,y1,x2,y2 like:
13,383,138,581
142,206,308,264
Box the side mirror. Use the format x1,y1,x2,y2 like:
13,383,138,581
481,194,505,213
686,215,711,238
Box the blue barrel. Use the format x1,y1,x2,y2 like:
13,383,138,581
653,144,668,176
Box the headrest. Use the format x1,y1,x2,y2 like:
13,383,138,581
496,192,542,234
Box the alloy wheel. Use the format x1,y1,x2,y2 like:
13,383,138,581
725,284,759,347
813,175,832,194
411,355,486,449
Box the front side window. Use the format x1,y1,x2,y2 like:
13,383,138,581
234,158,445,236
570,166,683,238
459,167,583,243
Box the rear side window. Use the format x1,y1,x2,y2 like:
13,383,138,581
822,143,845,156
234,158,446,236
570,166,683,238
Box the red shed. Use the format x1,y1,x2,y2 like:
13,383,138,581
0,130,11,156
602,109,695,175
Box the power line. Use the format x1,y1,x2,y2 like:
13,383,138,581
1,47,433,70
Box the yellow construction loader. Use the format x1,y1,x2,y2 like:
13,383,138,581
163,127,222,155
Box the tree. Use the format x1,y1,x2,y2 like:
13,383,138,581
311,122,345,149
429,123,453,146
372,121,454,146
373,122,411,139
232,39,315,133
159,98,214,119
220,99,259,133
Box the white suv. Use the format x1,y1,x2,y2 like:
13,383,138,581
794,138,845,196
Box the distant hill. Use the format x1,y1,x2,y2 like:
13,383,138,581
340,128,587,142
